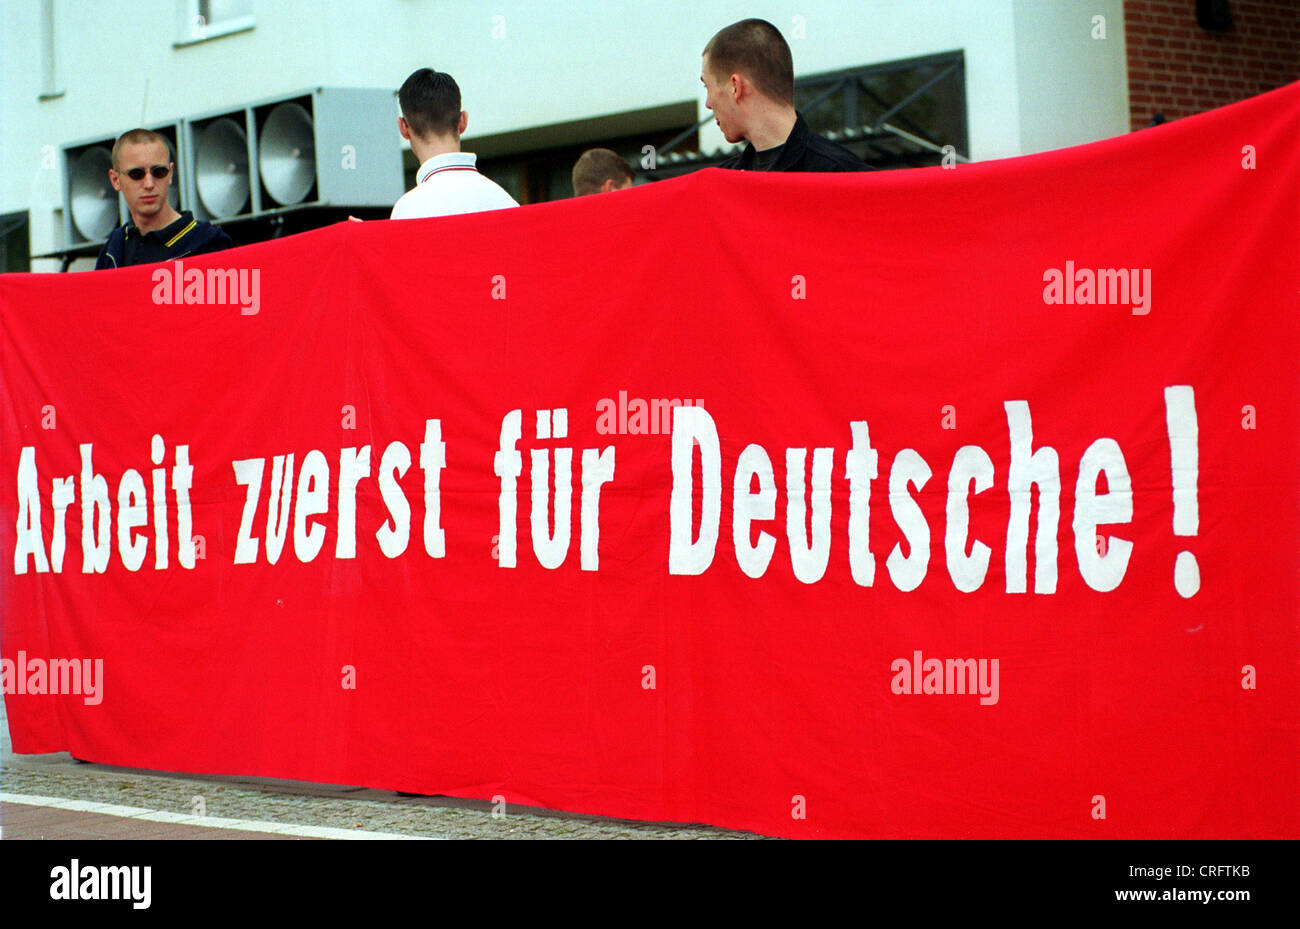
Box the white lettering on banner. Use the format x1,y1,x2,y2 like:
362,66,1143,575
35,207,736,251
580,447,616,570
264,453,295,565
668,406,721,575
230,426,447,565
1165,385,1202,598
13,447,49,573
1072,439,1133,591
666,388,1199,596
375,441,412,558
14,436,196,576
785,447,834,584
80,443,110,573
419,420,448,559
531,446,573,569
335,446,372,559
1005,401,1060,595
945,445,994,592
51,476,76,572
150,433,169,569
494,410,524,568
231,457,265,564
844,422,879,587
8,391,1200,596
886,449,932,593
293,450,330,563
496,408,618,571
733,444,777,579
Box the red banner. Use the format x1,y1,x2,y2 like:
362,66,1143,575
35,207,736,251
3,84,1297,839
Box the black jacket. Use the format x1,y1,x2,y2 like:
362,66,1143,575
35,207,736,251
94,210,233,270
719,112,872,173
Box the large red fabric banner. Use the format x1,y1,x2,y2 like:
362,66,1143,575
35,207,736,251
2,84,1297,839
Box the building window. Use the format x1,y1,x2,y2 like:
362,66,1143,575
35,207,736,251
0,213,31,274
175,0,255,46
478,127,685,205
38,0,63,100
796,51,969,168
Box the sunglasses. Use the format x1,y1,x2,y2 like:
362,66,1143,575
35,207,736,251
121,164,171,181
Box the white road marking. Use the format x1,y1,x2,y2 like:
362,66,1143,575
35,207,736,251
0,792,437,840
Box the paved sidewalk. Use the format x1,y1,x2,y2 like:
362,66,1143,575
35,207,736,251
1,694,764,840
2,799,319,840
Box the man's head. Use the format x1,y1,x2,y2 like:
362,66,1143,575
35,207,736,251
108,128,175,226
701,19,795,144
572,149,635,197
398,68,468,144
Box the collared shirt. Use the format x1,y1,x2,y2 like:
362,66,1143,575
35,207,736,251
94,210,232,270
720,113,874,173
390,152,520,220
122,211,214,266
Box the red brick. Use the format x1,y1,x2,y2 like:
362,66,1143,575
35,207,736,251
1123,0,1289,129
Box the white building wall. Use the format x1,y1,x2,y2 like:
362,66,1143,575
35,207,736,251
1012,0,1130,156
1,0,1131,267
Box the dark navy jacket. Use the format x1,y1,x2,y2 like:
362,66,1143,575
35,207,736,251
94,210,233,270
720,112,873,173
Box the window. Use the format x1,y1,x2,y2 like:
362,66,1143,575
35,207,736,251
795,52,968,168
200,0,254,26
38,0,63,100
175,0,254,46
0,213,31,274
478,128,683,205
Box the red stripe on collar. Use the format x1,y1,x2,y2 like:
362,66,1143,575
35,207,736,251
421,166,479,182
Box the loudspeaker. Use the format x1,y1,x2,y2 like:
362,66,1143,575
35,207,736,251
62,88,402,248
186,109,253,222
67,145,117,242
195,117,251,219
258,101,316,207
247,88,402,212
182,87,403,225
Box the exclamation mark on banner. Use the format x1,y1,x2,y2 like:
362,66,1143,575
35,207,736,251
1164,385,1201,598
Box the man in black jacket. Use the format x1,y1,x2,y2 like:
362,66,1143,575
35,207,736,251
94,129,232,270
701,19,871,173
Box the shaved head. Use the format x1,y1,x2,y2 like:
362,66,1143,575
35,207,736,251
702,18,794,106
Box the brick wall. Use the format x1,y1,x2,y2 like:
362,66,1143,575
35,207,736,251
1125,0,1299,130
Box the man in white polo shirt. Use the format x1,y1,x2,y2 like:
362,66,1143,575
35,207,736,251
390,68,519,219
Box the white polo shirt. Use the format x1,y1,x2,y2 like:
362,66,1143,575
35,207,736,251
390,152,519,220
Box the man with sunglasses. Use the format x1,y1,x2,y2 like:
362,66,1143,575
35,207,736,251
94,128,233,270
